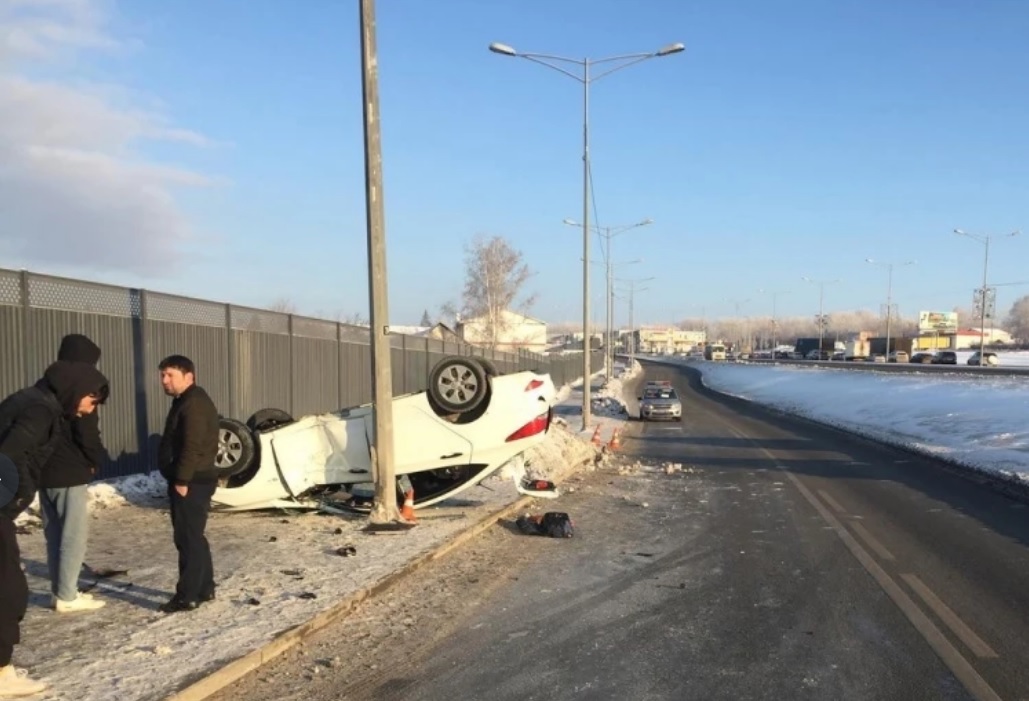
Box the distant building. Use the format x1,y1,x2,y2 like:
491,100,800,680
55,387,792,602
633,326,707,353
389,323,461,343
457,309,548,353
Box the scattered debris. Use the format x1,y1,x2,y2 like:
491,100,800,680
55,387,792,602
297,592,317,600
515,512,574,538
335,545,357,557
517,478,560,499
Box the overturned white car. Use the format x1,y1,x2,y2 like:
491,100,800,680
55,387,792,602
209,355,557,512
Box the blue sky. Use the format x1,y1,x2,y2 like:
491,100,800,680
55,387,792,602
4,0,1029,328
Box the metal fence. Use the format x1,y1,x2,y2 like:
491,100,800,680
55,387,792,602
0,268,596,479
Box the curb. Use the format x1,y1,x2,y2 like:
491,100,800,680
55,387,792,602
162,434,600,701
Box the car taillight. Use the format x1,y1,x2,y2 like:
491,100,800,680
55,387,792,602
506,411,549,442
525,379,544,391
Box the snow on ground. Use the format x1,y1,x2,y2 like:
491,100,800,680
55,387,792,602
10,366,635,701
643,353,1029,485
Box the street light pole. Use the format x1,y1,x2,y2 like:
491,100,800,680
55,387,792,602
358,0,403,527
621,276,655,366
758,288,789,354
865,258,915,359
564,218,651,381
801,277,840,357
489,41,684,432
954,229,1019,361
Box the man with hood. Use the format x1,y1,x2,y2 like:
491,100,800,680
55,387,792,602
38,333,110,613
0,359,110,697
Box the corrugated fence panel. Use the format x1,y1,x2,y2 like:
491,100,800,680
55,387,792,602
233,331,291,422
0,306,25,403
27,310,147,478
291,337,340,417
404,339,429,394
341,342,372,407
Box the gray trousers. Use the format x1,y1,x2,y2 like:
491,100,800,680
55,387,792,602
40,485,89,602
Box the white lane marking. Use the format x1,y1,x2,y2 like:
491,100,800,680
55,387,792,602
818,489,847,514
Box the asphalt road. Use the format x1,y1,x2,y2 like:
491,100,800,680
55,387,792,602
219,362,1029,701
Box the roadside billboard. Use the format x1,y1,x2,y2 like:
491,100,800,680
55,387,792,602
918,310,958,333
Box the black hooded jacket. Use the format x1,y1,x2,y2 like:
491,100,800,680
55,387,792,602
0,361,110,518
39,334,109,488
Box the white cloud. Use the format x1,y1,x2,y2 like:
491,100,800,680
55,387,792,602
0,0,223,276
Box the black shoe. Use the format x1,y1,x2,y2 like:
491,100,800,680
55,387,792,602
199,590,215,603
159,597,199,613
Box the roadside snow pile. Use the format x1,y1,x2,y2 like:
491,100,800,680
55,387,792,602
591,359,642,418
88,470,167,509
497,421,599,484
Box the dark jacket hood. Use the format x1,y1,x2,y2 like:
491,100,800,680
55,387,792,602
42,360,110,417
58,334,102,365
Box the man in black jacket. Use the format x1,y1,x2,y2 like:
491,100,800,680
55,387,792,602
40,333,110,613
0,359,109,696
157,354,220,613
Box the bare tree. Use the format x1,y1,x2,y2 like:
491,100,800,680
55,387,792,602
458,234,537,349
1004,295,1029,342
269,297,298,314
419,309,432,327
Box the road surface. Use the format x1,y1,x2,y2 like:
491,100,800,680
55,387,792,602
212,361,1029,701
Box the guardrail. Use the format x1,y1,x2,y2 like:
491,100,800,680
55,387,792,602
635,354,1029,378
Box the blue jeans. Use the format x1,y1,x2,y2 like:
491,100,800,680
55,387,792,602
40,486,89,602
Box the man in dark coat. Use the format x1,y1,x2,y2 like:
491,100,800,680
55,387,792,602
39,333,110,613
157,354,220,613
0,360,109,696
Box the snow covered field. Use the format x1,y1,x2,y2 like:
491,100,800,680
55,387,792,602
10,362,641,701
641,352,1029,485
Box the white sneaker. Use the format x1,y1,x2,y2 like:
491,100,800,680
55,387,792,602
52,591,106,613
0,664,48,697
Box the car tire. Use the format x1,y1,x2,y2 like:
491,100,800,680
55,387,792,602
215,417,256,478
475,358,500,377
246,407,295,433
428,356,489,415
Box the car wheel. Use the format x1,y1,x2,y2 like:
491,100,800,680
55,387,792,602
215,418,256,478
246,407,295,433
429,356,489,414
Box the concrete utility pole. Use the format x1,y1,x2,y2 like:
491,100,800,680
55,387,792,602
359,0,404,527
758,289,790,355
865,258,914,362
801,277,840,357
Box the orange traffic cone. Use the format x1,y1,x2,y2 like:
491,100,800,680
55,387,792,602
591,426,602,445
608,429,621,451
400,489,417,523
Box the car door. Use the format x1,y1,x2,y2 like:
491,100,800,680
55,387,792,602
364,400,474,474
268,414,373,498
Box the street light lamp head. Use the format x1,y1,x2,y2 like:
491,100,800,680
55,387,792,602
563,218,578,226
656,42,686,56
488,42,517,57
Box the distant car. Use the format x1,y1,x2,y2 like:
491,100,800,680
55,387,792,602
909,352,935,364
932,351,958,365
968,351,999,366
208,355,557,512
638,385,682,422
888,351,909,363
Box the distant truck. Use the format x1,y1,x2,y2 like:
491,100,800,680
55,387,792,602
869,337,915,356
704,343,727,361
794,337,835,358
843,337,871,361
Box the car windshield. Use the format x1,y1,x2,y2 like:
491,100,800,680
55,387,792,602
644,388,676,399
